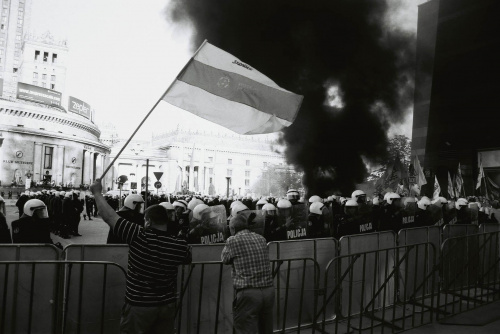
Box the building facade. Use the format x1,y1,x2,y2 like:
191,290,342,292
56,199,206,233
107,129,290,197
0,0,110,190
411,0,500,197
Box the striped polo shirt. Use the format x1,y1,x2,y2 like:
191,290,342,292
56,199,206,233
114,218,192,306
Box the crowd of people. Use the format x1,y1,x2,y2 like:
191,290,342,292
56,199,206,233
1,186,498,246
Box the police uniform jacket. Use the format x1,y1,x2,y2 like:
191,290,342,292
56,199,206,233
11,215,53,244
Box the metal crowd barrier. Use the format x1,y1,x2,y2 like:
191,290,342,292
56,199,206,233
175,258,320,334
315,242,438,333
439,231,500,319
0,260,126,334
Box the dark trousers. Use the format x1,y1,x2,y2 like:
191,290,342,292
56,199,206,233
233,286,274,334
120,302,176,334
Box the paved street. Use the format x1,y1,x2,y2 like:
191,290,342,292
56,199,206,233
3,197,109,247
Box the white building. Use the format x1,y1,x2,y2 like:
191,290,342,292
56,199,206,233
107,129,290,197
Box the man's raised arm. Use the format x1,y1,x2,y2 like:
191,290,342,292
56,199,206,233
90,179,120,231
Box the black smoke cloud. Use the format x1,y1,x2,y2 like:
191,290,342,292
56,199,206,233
167,0,415,196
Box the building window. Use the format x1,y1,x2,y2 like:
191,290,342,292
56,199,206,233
35,50,40,61
51,74,55,81
245,170,250,177
41,82,46,88
228,158,232,165
246,160,250,166
32,81,37,85
51,84,55,89
15,34,20,41
52,53,57,63
208,156,213,163
245,179,250,186
227,169,232,176
43,52,48,62
44,147,54,169
42,74,47,80
33,72,38,79
209,168,213,174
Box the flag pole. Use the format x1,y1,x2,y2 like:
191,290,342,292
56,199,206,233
98,39,209,181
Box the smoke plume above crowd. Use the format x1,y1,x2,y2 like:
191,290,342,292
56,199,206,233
167,0,415,196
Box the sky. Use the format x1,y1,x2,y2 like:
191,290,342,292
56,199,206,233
28,0,427,141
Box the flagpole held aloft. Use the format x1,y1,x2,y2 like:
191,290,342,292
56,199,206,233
98,40,208,181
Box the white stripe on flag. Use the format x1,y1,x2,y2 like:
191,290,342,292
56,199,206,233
163,80,291,135
194,43,292,93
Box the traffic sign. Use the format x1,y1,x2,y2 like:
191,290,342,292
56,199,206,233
154,181,162,189
153,172,164,181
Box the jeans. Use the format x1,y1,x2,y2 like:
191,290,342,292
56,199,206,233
233,286,274,334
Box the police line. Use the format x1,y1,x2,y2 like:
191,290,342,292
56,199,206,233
185,199,483,245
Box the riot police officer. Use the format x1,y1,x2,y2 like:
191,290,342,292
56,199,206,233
11,199,54,244
308,201,326,238
107,194,145,244
415,196,433,227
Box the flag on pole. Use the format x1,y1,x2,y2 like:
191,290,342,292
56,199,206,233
447,171,455,199
163,41,303,135
433,175,441,200
476,154,485,190
455,163,464,197
383,153,408,193
412,155,427,187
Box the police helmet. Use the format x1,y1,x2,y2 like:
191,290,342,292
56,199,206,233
159,202,175,211
372,197,380,206
173,200,188,211
351,190,366,202
340,197,348,205
231,202,249,218
64,192,72,198
123,194,144,210
262,203,276,213
60,191,66,197
308,195,323,203
345,199,359,207
277,199,292,209
403,197,417,206
417,196,432,210
386,193,401,205
309,202,325,215
287,189,300,201
257,198,268,205
432,197,448,206
230,200,243,210
187,198,204,211
327,196,334,203
23,199,49,218
193,204,210,220
455,198,468,210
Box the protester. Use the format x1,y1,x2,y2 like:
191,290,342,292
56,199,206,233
90,179,191,334
221,212,274,334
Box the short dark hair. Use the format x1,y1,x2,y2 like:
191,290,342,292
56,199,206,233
144,205,168,225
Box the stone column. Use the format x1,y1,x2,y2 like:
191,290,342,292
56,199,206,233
33,142,43,183
56,145,65,186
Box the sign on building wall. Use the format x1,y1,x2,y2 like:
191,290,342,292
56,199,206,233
16,82,62,106
68,96,92,120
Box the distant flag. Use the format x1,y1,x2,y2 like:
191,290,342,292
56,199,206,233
476,154,485,190
189,144,195,191
447,171,455,199
412,155,427,187
384,154,408,192
433,175,441,200
163,41,304,135
455,163,464,197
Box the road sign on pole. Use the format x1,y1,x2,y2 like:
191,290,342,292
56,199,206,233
154,181,162,189
153,172,164,181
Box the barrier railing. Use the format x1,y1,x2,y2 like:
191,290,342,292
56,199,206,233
439,231,500,319
175,258,320,334
315,242,438,333
0,260,126,334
